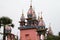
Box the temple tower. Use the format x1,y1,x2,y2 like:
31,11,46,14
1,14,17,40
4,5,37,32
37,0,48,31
18,0,47,40
37,12,47,40
19,0,38,40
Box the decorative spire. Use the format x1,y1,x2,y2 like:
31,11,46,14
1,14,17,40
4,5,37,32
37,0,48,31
38,12,40,21
48,23,53,35
38,11,45,26
30,0,32,7
20,10,25,21
22,10,24,17
22,10,24,16
27,0,36,18
27,0,33,15
40,11,43,19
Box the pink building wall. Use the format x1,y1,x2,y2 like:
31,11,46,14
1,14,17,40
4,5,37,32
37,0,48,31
20,29,39,40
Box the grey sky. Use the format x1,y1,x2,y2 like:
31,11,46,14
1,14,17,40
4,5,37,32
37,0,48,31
0,0,60,38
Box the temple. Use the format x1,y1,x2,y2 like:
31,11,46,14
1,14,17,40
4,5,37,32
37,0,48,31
18,0,47,40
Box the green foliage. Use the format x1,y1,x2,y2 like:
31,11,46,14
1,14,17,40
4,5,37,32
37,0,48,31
59,32,60,36
47,35,60,40
0,16,12,25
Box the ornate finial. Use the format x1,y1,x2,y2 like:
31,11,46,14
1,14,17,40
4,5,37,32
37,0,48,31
48,23,53,35
30,0,32,7
40,11,43,19
38,12,40,21
21,9,24,19
20,9,25,21
22,10,24,16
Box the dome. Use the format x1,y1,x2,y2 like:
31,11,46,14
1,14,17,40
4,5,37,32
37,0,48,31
20,11,25,21
27,0,36,19
38,12,45,26
27,6,35,15
38,18,45,26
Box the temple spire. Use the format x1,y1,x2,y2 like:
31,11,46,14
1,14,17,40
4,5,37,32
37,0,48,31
48,23,53,35
22,10,24,17
19,10,25,26
30,0,32,7
38,12,40,21
40,11,43,19
20,10,25,21
38,11,45,26
27,0,36,18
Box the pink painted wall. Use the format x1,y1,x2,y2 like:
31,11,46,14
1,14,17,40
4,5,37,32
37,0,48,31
20,29,39,40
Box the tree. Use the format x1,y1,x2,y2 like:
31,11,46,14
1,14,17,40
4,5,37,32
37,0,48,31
59,32,60,36
47,34,60,40
0,16,14,40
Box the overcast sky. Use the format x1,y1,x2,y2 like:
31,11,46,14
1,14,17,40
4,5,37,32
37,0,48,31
0,0,60,38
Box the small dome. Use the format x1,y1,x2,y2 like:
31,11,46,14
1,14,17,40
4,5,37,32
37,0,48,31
20,11,25,21
38,18,45,26
38,12,45,26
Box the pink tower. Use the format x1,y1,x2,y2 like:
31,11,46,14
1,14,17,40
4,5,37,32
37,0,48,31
19,1,38,40
18,0,47,40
